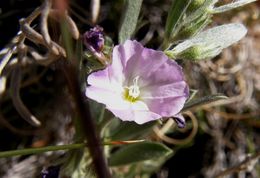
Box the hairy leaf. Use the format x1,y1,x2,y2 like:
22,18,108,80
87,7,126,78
119,0,143,43
182,93,228,111
108,142,172,166
211,0,257,14
166,23,247,60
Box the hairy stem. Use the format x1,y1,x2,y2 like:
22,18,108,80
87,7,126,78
61,61,111,178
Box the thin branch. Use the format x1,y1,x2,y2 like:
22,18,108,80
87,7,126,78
29,47,58,66
24,7,41,24
20,17,66,57
60,61,111,178
0,113,37,136
10,64,41,127
20,20,46,45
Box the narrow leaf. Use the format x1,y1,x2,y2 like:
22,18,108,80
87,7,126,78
182,93,228,111
165,0,192,40
119,0,143,43
110,121,155,140
108,142,172,166
211,0,257,14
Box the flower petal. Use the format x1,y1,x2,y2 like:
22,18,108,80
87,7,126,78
140,59,186,88
119,40,144,66
145,95,188,117
124,48,168,85
86,86,126,109
87,66,124,94
108,101,161,124
111,40,144,84
141,81,188,99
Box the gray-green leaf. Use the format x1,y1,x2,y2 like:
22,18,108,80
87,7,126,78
210,0,257,14
182,93,228,112
119,0,143,43
108,142,172,166
166,23,247,60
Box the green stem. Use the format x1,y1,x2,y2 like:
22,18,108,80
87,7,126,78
0,143,85,158
0,140,145,158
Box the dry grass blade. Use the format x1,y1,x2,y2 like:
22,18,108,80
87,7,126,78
10,65,41,127
0,47,16,76
91,0,100,24
41,0,52,46
64,13,80,40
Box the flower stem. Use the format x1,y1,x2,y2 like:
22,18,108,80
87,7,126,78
60,60,111,178
0,143,85,158
0,140,145,158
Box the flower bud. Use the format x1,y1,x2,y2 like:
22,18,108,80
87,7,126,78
83,26,110,65
83,26,104,53
177,45,203,61
175,45,221,61
173,115,186,128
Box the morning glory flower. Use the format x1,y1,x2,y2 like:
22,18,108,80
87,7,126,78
86,40,189,125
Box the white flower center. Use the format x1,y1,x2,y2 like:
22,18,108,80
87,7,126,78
124,76,141,102
128,76,140,98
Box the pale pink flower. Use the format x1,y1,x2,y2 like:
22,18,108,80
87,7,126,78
86,40,189,125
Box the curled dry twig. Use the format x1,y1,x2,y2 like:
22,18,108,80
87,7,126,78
10,58,41,127
91,0,100,24
41,0,52,46
0,112,37,136
0,0,80,127
19,18,65,56
0,46,17,76
48,10,79,40
1,0,80,70
153,111,198,145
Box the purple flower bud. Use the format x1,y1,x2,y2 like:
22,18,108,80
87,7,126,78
173,114,186,128
83,26,105,52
